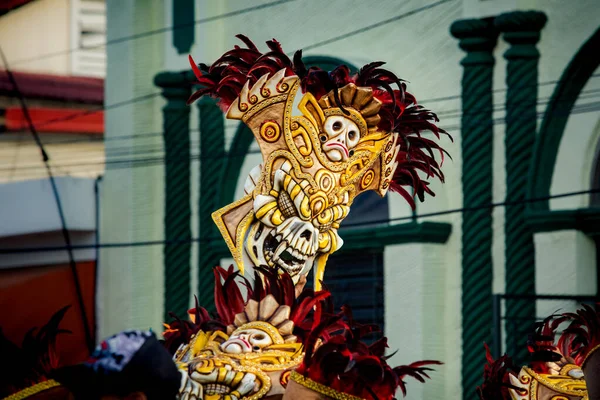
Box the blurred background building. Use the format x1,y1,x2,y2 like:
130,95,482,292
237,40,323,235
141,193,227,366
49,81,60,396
1,0,599,399
0,0,105,364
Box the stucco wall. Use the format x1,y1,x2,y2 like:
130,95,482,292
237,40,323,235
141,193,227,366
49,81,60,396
99,0,166,338
0,0,70,75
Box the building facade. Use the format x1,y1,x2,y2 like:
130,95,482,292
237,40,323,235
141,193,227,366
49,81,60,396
0,0,106,365
99,1,600,398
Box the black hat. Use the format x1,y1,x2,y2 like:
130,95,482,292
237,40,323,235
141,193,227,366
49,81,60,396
51,330,180,400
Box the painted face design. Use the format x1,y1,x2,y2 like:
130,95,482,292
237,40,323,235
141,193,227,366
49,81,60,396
176,296,303,400
221,328,273,354
320,115,361,162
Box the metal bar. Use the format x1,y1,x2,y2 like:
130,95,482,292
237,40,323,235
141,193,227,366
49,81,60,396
499,294,597,301
492,294,502,359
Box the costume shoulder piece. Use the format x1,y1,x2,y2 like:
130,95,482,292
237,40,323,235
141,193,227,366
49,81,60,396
187,34,450,289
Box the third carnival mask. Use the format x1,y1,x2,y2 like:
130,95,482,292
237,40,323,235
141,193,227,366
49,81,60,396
189,35,449,288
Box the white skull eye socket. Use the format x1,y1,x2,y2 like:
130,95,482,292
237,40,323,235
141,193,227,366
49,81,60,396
231,328,273,352
346,127,359,149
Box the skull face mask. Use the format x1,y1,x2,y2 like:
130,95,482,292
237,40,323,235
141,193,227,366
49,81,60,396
189,35,449,288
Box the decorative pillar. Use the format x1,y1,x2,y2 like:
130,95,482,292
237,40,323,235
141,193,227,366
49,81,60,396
197,97,226,308
495,11,547,365
172,0,195,55
154,71,192,321
450,18,498,399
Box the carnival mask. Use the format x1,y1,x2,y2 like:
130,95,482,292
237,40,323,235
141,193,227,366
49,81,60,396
176,295,303,400
211,74,401,289
189,35,448,289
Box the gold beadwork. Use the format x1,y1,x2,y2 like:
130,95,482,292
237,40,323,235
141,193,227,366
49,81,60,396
522,367,587,395
232,321,285,345
290,371,364,400
3,380,61,400
582,343,600,368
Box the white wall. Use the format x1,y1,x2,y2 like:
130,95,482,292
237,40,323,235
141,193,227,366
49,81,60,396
535,230,597,318
0,134,105,183
385,242,459,399
0,177,97,268
0,0,70,75
550,65,600,210
99,0,166,338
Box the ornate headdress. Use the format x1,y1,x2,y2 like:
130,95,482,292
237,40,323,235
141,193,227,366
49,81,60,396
168,265,337,399
168,265,441,400
187,35,450,288
476,303,600,400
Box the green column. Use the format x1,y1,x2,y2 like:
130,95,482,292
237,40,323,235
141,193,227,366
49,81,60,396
172,0,195,55
495,11,547,365
450,18,498,399
154,71,192,321
197,97,226,308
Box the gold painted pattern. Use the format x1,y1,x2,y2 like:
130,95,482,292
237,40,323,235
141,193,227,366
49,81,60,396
582,343,600,368
522,367,587,396
3,380,61,400
232,321,285,345
290,371,363,400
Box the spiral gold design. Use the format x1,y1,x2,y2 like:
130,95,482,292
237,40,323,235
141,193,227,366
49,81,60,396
310,192,328,216
280,370,291,388
360,170,375,190
260,121,281,143
315,169,335,193
277,81,289,92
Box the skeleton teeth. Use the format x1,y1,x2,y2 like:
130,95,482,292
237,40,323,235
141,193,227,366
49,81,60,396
301,241,310,255
274,242,287,259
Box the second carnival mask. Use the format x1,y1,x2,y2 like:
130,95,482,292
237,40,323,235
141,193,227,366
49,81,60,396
189,35,449,288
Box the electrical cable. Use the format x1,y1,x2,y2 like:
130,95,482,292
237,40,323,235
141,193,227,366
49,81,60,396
2,187,598,255
0,47,95,352
5,94,600,176
7,0,298,68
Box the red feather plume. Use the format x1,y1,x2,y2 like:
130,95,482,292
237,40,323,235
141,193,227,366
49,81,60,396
164,265,333,348
476,343,526,400
296,305,441,399
188,35,451,209
0,306,72,398
554,303,600,366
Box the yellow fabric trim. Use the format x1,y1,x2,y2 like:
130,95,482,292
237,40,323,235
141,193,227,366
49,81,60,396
290,371,363,400
3,380,61,400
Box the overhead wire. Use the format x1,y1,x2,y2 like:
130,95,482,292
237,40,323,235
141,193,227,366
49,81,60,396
6,0,298,68
3,2,599,256
1,187,598,255
4,92,600,176
0,47,95,352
